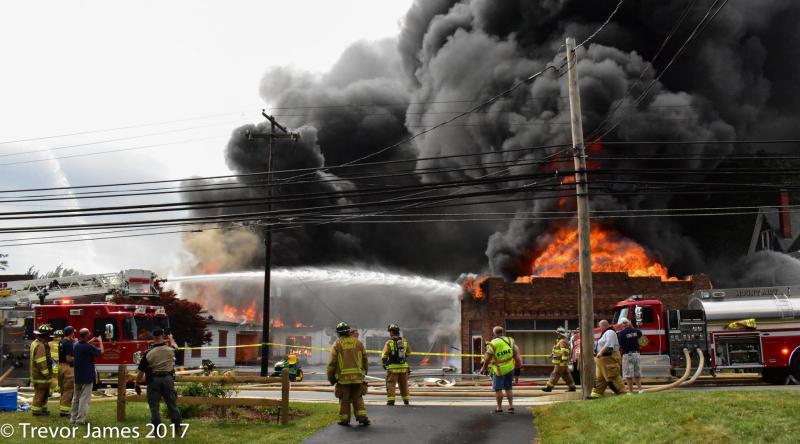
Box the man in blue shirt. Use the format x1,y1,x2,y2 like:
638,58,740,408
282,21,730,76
617,318,644,394
70,328,103,426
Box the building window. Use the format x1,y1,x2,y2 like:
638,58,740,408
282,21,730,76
191,341,201,358
218,330,228,358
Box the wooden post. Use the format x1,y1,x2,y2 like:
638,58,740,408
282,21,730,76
566,36,595,400
117,364,127,421
280,368,290,425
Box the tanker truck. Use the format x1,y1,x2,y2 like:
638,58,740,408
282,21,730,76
571,285,800,384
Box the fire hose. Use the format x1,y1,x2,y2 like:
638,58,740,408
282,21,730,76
680,348,705,387
643,348,692,393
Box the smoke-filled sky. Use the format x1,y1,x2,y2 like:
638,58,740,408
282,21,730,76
3,0,800,288
182,0,800,286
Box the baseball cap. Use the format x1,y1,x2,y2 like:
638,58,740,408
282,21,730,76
64,326,75,336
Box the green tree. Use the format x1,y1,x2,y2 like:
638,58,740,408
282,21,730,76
25,264,81,279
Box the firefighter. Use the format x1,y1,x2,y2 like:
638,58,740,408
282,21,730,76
50,330,62,384
382,323,411,405
542,327,576,392
57,326,76,417
591,319,626,398
30,324,54,416
326,322,370,427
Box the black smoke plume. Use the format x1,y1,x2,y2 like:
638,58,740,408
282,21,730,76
182,0,800,283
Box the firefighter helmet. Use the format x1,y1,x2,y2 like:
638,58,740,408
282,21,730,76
34,324,53,337
287,354,298,365
336,322,351,335
53,329,64,337
387,323,400,333
555,326,568,337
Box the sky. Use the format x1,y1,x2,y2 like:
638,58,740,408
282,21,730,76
0,0,413,277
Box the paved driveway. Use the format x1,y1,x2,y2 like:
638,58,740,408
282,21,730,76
304,405,536,444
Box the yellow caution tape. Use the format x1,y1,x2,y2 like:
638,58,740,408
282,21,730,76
178,341,547,358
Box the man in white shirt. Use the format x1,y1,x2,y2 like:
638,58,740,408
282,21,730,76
590,319,627,398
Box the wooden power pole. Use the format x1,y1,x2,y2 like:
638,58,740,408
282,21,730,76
247,111,300,377
565,37,595,399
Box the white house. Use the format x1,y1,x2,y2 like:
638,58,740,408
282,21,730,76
182,319,241,369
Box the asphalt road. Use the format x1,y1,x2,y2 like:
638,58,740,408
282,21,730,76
304,405,536,444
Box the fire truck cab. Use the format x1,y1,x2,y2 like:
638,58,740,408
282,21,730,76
34,303,169,374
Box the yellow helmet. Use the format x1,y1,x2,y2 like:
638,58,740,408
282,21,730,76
287,354,297,365
34,324,53,337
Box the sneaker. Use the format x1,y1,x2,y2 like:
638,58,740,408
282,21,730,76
387,400,395,406
541,386,553,393
403,400,409,406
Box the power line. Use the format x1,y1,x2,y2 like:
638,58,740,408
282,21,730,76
0,111,250,146
0,118,248,159
576,0,626,48
0,135,228,167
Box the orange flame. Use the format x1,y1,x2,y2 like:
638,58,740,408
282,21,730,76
463,276,488,300
241,300,256,322
273,318,285,328
517,225,678,282
222,304,237,319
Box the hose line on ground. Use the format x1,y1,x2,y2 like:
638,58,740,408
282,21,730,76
643,348,691,393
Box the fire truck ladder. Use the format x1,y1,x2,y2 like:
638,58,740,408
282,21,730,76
773,294,795,320
4,273,123,304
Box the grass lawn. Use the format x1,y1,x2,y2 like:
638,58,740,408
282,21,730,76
0,399,338,444
534,390,800,444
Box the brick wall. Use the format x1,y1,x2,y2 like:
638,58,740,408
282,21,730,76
460,272,712,371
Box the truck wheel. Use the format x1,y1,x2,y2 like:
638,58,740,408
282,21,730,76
791,354,800,382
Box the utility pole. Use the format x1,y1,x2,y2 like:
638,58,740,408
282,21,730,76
247,111,300,377
565,37,595,399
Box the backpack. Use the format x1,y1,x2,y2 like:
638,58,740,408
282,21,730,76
387,337,407,365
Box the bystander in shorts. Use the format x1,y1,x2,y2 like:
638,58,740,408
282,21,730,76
622,352,641,378
492,372,514,391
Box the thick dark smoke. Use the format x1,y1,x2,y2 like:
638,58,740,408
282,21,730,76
182,0,800,283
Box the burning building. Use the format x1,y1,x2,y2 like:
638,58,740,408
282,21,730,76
461,224,712,374
462,273,712,374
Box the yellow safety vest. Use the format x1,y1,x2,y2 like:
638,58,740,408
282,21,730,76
488,337,515,376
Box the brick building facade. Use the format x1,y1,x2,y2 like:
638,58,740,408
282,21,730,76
461,272,712,374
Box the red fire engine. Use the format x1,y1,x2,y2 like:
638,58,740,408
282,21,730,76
0,270,166,385
572,285,800,384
